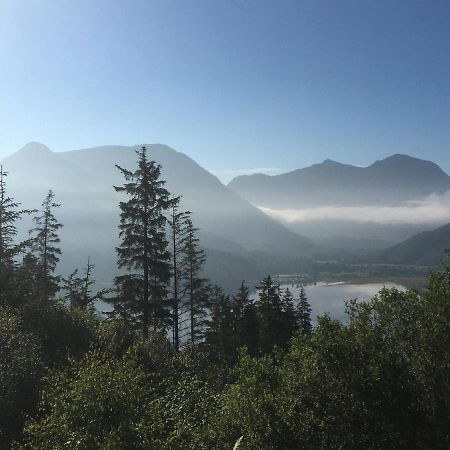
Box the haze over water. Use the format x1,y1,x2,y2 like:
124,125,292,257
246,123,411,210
254,281,405,322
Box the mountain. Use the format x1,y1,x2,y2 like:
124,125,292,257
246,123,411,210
378,223,450,266
228,154,450,208
1,142,321,290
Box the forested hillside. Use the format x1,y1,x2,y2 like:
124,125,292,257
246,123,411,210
0,148,449,449
379,223,450,266
1,142,320,291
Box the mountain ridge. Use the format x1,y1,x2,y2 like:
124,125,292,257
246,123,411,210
378,222,450,266
228,154,450,208
1,142,323,289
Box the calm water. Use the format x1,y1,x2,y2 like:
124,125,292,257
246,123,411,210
252,281,405,322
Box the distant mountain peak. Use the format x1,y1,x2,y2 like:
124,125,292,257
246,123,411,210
371,153,436,167
321,158,340,165
228,152,450,209
16,141,53,156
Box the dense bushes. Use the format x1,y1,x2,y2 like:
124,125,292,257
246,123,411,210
0,308,43,446
2,267,446,449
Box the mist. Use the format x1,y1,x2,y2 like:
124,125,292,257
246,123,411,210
258,191,450,226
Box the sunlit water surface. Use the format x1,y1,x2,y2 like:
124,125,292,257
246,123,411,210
252,281,405,322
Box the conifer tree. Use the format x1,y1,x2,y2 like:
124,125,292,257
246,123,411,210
62,258,106,309
0,166,33,304
230,281,258,352
167,201,190,350
204,286,234,360
179,216,208,343
112,146,172,337
297,285,312,333
281,287,299,338
108,274,142,328
255,276,286,353
30,190,63,299
14,253,41,305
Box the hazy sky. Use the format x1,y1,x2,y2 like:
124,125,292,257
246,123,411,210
1,0,450,181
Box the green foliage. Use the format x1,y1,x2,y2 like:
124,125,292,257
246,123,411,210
1,162,449,449
179,216,209,344
139,372,219,449
112,146,172,336
255,276,297,353
204,286,235,363
296,285,312,333
22,350,150,450
213,351,286,450
0,307,43,447
61,258,107,310
97,318,140,359
20,300,98,367
0,165,34,306
167,202,189,350
29,190,63,299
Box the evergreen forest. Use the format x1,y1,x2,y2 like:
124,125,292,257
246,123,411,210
0,147,449,449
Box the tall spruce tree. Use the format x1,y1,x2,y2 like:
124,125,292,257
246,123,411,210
231,281,250,345
167,201,190,350
112,146,172,337
203,285,235,361
281,287,300,339
179,216,208,344
255,276,286,353
297,285,312,333
230,281,259,353
30,190,63,300
0,166,19,271
0,166,33,304
239,295,259,355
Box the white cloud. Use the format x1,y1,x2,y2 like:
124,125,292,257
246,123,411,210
257,192,450,225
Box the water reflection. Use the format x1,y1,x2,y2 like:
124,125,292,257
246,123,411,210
253,281,405,322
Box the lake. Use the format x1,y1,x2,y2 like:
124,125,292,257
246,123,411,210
252,281,405,322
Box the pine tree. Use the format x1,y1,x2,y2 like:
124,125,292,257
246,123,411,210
108,274,142,329
62,258,106,309
204,285,235,361
30,190,63,300
0,166,34,304
281,287,299,342
255,276,286,353
112,146,172,337
231,281,258,352
297,285,312,333
167,201,190,350
179,216,208,344
14,253,41,305
240,299,259,355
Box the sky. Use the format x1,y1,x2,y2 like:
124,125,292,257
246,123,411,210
1,0,450,182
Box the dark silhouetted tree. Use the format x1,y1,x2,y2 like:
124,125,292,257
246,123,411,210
0,166,34,304
112,146,172,337
297,285,312,333
179,216,208,344
30,190,63,300
281,287,299,340
204,286,235,361
62,258,106,309
167,201,189,350
255,276,287,353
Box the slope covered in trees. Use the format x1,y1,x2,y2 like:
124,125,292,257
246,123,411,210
0,147,449,449
1,143,320,286
378,222,450,266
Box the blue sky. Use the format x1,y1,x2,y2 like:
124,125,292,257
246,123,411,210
1,0,450,181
